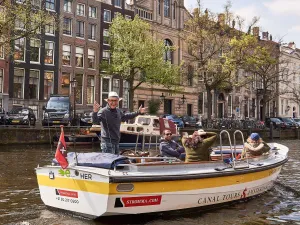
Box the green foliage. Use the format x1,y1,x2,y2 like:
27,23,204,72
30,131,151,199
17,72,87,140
100,15,182,110
147,99,161,115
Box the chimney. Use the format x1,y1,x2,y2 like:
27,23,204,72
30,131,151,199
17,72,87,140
253,27,259,37
288,42,296,49
218,13,225,26
262,31,269,40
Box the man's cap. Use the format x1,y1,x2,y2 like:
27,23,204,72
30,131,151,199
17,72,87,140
250,133,260,141
105,91,122,101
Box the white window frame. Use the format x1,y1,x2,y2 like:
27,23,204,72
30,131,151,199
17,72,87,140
29,69,40,100
0,68,3,93
45,18,55,36
63,17,72,36
45,41,54,65
89,6,97,18
0,44,3,59
13,68,25,99
103,29,109,45
88,48,95,69
103,10,111,23
30,39,41,64
64,0,72,13
75,74,84,105
14,38,26,62
88,24,96,40
115,0,122,8
102,50,110,63
100,76,112,106
76,20,85,38
44,71,54,100
77,3,85,16
45,0,55,11
62,44,71,66
75,46,84,68
86,75,95,105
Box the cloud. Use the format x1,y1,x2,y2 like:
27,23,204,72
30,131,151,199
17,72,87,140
233,5,261,27
289,26,300,33
263,0,300,15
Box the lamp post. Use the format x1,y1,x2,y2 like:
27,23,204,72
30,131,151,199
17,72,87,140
70,78,77,126
159,93,165,104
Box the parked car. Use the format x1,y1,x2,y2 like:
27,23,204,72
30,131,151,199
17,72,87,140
291,118,300,127
276,117,298,129
161,114,184,128
0,108,8,125
80,111,93,126
6,107,36,126
265,117,286,129
180,115,197,127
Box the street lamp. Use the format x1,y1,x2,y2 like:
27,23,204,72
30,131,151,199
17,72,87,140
70,78,77,126
159,93,165,104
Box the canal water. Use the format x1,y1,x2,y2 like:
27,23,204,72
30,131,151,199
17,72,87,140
1,140,300,225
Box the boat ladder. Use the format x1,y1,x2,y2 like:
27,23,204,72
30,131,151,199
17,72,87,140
219,130,249,170
134,132,159,153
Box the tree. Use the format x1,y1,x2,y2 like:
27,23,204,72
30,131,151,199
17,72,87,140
227,36,294,120
0,0,57,55
101,15,182,111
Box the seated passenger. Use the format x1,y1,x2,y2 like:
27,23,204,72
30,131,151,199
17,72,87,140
241,133,270,158
182,129,217,162
159,129,185,160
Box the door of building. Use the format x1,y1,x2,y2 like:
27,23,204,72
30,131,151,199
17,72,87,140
218,103,223,118
187,104,192,116
164,99,172,114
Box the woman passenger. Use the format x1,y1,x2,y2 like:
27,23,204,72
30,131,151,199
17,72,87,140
241,133,270,158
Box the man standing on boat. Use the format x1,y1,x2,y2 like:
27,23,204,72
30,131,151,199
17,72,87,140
93,91,146,154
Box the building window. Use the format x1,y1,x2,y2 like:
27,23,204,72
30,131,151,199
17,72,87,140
46,0,55,11
0,69,3,93
102,50,110,64
61,72,70,95
13,68,24,99
29,70,39,99
112,79,120,95
158,0,161,15
101,77,111,106
87,75,95,104
103,29,109,45
75,74,83,104
187,65,193,86
15,17,25,30
63,18,72,35
45,18,55,35
115,0,121,7
44,71,54,100
89,6,97,18
0,44,3,59
32,0,41,8
76,47,84,67
62,44,71,66
88,49,95,69
45,41,54,65
122,80,129,108
14,38,25,61
164,39,172,63
77,4,85,16
30,39,41,63
64,0,72,12
173,2,176,19
88,24,96,40
164,0,170,17
103,10,111,22
76,21,85,38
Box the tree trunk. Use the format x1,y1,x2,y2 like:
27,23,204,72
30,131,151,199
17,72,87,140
207,89,212,120
128,69,135,112
261,95,267,121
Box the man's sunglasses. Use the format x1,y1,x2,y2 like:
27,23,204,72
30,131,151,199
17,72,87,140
165,133,172,136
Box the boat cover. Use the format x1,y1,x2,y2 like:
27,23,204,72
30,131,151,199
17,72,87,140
52,152,129,169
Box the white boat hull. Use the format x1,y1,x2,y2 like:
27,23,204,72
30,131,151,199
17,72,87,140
36,143,288,218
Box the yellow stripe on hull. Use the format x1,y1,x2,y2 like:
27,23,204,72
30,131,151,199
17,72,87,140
37,166,282,195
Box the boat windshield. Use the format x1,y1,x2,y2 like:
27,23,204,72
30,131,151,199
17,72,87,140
137,117,151,125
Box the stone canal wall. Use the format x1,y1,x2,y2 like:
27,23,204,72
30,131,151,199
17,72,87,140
0,127,300,145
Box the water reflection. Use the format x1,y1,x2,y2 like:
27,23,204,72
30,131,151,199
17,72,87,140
1,140,300,225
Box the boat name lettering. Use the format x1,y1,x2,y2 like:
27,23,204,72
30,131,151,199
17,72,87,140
56,196,79,204
55,189,78,198
247,184,271,196
198,192,243,205
80,173,92,180
116,195,162,207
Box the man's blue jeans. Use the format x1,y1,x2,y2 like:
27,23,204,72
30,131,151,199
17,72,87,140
101,142,120,155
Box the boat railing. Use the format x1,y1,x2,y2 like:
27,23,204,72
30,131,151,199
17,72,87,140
219,130,233,162
134,131,160,153
233,130,249,169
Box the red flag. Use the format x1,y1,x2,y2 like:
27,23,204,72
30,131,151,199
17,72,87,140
55,125,68,169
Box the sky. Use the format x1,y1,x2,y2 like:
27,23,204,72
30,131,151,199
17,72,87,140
184,0,300,46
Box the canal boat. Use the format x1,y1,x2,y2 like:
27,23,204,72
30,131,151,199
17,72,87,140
53,115,178,147
35,130,289,219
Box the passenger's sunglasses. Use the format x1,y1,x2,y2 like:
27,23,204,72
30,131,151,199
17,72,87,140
165,133,172,136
